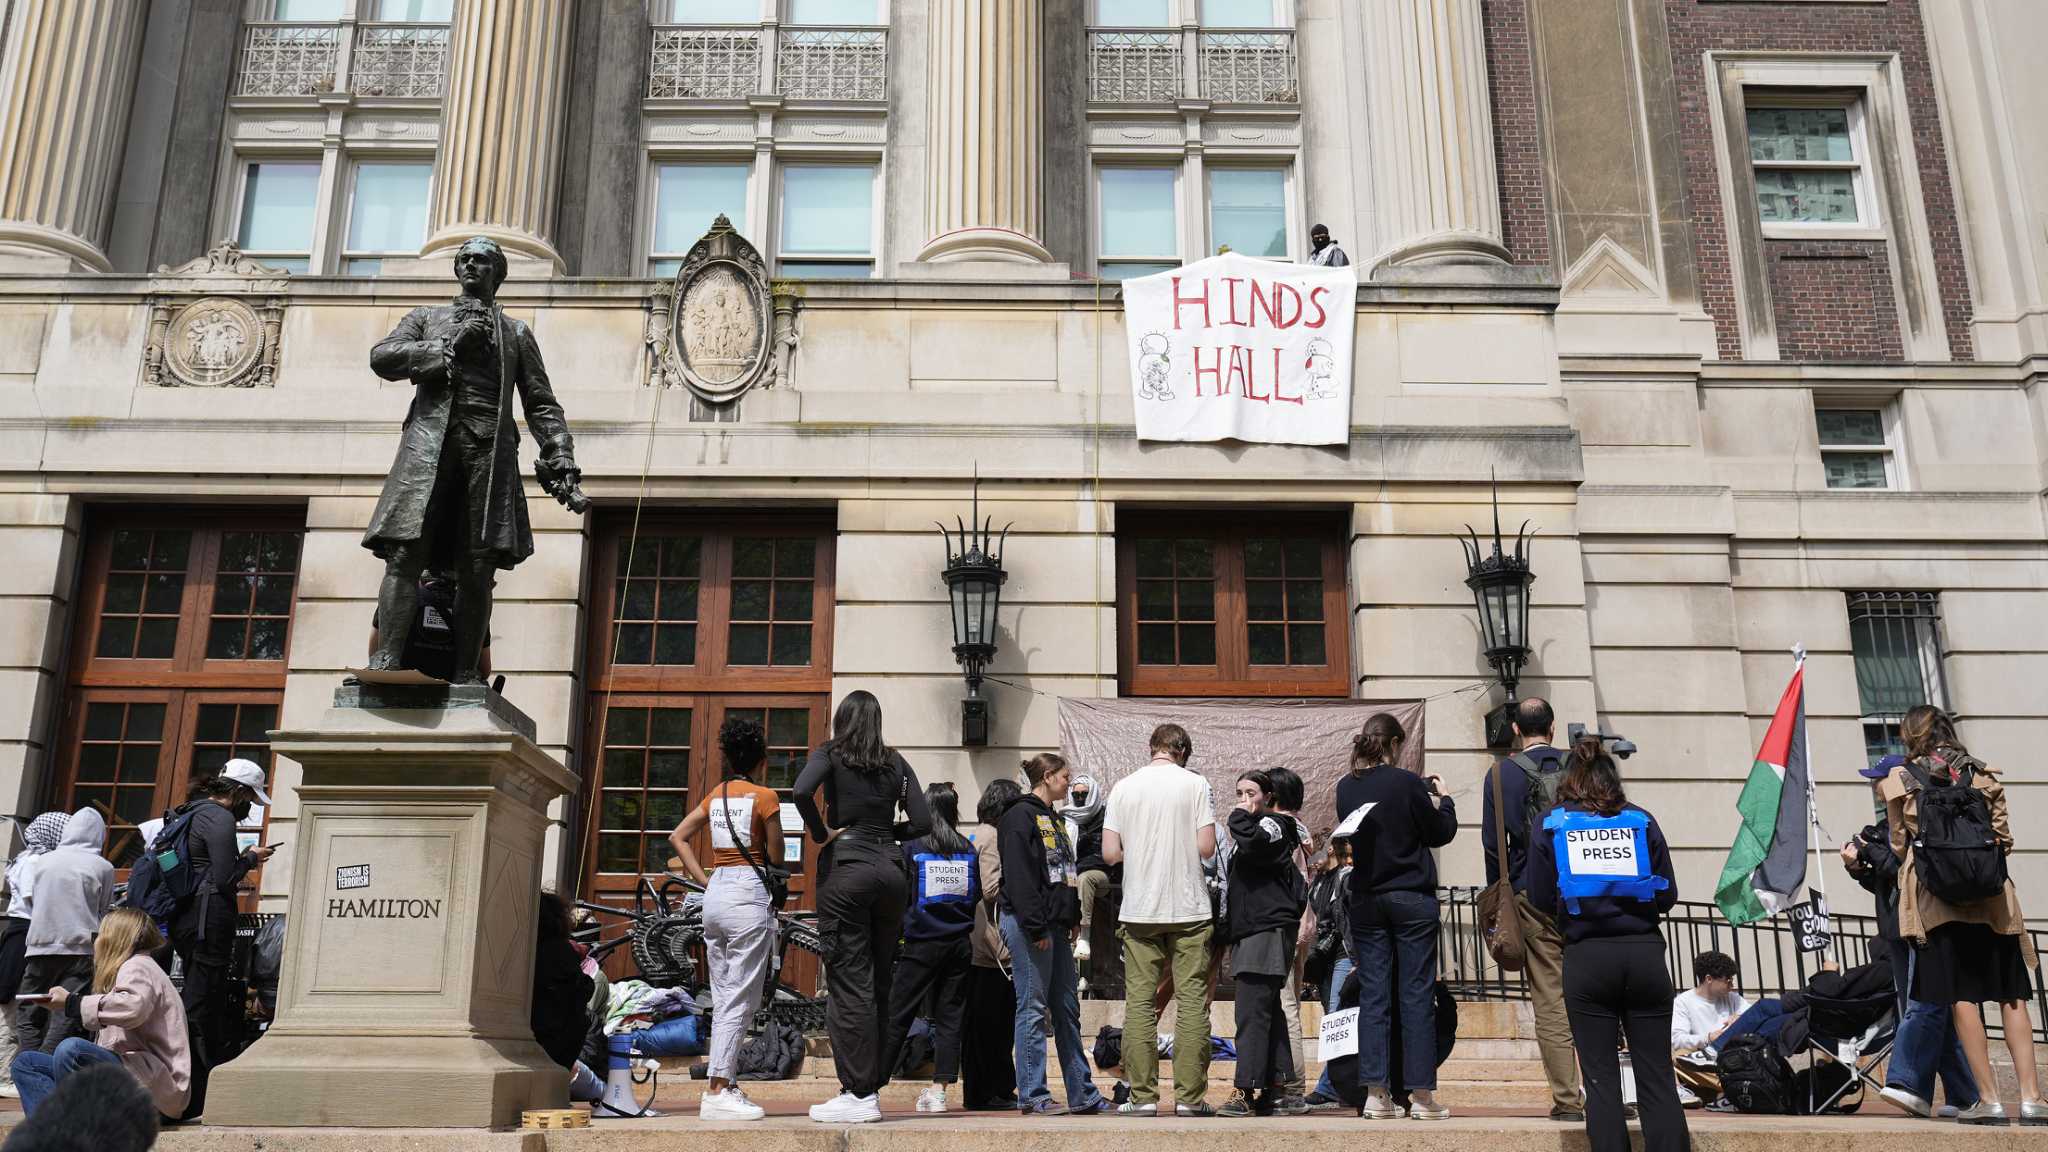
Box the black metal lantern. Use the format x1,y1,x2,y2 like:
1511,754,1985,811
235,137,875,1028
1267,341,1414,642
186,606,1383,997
1460,477,1536,745
937,478,1009,745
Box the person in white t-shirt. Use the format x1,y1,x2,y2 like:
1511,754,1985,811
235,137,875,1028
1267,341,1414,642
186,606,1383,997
1670,950,1747,1104
1102,723,1218,1116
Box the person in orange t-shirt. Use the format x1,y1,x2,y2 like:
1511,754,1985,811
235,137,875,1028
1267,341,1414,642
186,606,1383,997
668,717,785,1122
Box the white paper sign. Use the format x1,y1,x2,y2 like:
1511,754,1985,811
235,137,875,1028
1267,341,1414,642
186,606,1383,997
1318,1006,1359,1060
1122,252,1358,445
1564,826,1640,877
779,802,803,832
709,796,755,850
1331,802,1376,839
923,859,971,898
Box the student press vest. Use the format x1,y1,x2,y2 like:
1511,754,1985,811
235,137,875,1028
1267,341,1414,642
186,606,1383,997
911,850,978,908
1542,807,1669,914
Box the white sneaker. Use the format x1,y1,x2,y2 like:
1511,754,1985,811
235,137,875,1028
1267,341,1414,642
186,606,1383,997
701,1086,766,1122
1881,1086,1932,1118
917,1085,949,1113
0,1084,17,1100
1074,936,1092,962
1361,1086,1406,1120
1678,1084,1702,1109
810,1091,883,1124
1408,1090,1449,1120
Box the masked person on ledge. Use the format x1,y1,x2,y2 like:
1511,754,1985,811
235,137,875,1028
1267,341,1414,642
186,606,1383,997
1526,737,1685,1152
793,691,932,1124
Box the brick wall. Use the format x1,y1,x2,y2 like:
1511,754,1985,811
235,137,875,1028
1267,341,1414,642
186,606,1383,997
1662,0,1974,361
1483,0,1553,268
1766,240,1905,361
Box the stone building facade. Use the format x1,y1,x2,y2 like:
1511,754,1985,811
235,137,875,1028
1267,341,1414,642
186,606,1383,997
0,0,2044,928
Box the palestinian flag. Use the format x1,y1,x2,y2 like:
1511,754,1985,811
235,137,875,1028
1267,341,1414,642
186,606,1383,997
1715,654,1810,925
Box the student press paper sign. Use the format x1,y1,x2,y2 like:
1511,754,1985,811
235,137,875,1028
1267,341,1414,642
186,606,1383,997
1319,1006,1360,1060
1122,252,1358,445
1563,824,1641,877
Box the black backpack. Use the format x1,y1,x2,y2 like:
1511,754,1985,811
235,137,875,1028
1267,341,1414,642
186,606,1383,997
1717,1033,1794,1114
123,805,206,922
1510,751,1566,840
1906,756,2007,904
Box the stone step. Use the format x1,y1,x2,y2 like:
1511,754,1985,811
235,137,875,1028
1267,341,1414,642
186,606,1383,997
653,1055,1552,1093
1070,998,1532,1042
637,1072,1561,1111
160,1111,2025,1152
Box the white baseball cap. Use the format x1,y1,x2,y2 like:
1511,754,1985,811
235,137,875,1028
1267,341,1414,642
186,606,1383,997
220,758,273,806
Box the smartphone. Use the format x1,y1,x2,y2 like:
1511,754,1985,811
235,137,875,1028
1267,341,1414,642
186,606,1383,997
13,993,51,1004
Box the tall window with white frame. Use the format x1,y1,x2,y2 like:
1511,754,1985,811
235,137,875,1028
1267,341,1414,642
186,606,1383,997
651,162,752,276
236,161,322,273
777,165,876,279
1816,404,1899,490
1208,168,1288,259
1097,166,1178,279
341,161,432,275
1746,101,1870,229
1846,591,1947,766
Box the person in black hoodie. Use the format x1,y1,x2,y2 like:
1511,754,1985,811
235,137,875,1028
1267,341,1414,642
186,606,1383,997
997,753,1110,1117
1336,712,1456,1120
165,759,276,1119
530,890,593,1076
1219,770,1306,1117
1525,737,1683,1152
884,782,980,1114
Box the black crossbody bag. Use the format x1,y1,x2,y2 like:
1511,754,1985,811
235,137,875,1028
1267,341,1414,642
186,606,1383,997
717,784,791,910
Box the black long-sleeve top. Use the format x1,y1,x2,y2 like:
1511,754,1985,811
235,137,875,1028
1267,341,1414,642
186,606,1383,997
1845,816,1902,945
1338,764,1458,899
177,800,253,901
792,746,932,844
997,793,1079,943
1224,808,1305,944
1523,801,1678,945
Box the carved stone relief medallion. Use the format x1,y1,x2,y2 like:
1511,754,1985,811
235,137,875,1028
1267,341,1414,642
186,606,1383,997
646,214,778,402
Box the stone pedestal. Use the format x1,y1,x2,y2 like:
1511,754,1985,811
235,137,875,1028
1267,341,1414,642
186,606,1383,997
206,685,579,1129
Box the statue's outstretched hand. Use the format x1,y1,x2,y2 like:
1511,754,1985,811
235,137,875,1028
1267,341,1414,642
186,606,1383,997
538,453,588,514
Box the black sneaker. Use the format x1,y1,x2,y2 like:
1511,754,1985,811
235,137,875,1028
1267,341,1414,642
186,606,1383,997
1217,1090,1254,1118
1304,1092,1345,1114
1549,1108,1586,1122
1022,1099,1071,1117
1274,1093,1310,1117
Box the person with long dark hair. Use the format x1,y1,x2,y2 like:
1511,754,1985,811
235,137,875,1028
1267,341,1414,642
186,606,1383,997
792,690,932,1124
1525,737,1684,1152
884,782,981,1113
668,716,784,1121
962,779,1022,1111
1883,705,2042,1124
1218,769,1306,1117
1336,712,1455,1120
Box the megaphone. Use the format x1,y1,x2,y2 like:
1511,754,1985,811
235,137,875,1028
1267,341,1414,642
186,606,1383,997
594,1033,660,1118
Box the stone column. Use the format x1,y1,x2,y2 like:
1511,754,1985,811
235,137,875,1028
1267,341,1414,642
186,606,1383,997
421,0,575,271
1359,0,1510,270
0,0,151,272
915,0,1053,264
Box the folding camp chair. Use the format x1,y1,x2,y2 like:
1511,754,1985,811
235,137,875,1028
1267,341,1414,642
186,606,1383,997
1799,992,1898,1114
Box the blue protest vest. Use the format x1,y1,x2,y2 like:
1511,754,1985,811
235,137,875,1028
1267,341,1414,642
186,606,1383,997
911,850,978,907
1543,807,1669,915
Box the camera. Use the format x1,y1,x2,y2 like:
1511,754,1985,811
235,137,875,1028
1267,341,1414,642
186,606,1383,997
1568,722,1637,760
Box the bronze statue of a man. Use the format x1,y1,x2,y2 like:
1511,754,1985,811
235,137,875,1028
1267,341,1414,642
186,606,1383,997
361,236,586,684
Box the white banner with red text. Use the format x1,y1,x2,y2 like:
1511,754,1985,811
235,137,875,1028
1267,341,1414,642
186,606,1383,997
1121,252,1357,445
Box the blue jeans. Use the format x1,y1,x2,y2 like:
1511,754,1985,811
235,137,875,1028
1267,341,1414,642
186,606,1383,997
1313,956,1354,1098
1889,947,1978,1105
10,1037,124,1116
1000,912,1104,1112
1351,890,1440,1092
1716,998,1789,1047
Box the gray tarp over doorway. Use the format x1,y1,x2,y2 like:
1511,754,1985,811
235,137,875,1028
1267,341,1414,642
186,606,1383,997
1055,697,1426,841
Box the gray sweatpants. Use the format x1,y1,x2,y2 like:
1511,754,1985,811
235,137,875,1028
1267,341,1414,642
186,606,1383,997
703,867,775,1082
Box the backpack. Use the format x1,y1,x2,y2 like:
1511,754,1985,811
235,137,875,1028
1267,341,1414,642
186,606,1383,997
1717,1033,1794,1115
1093,1024,1123,1071
123,805,206,922
1905,755,2008,904
1511,751,1566,839
735,1016,805,1080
